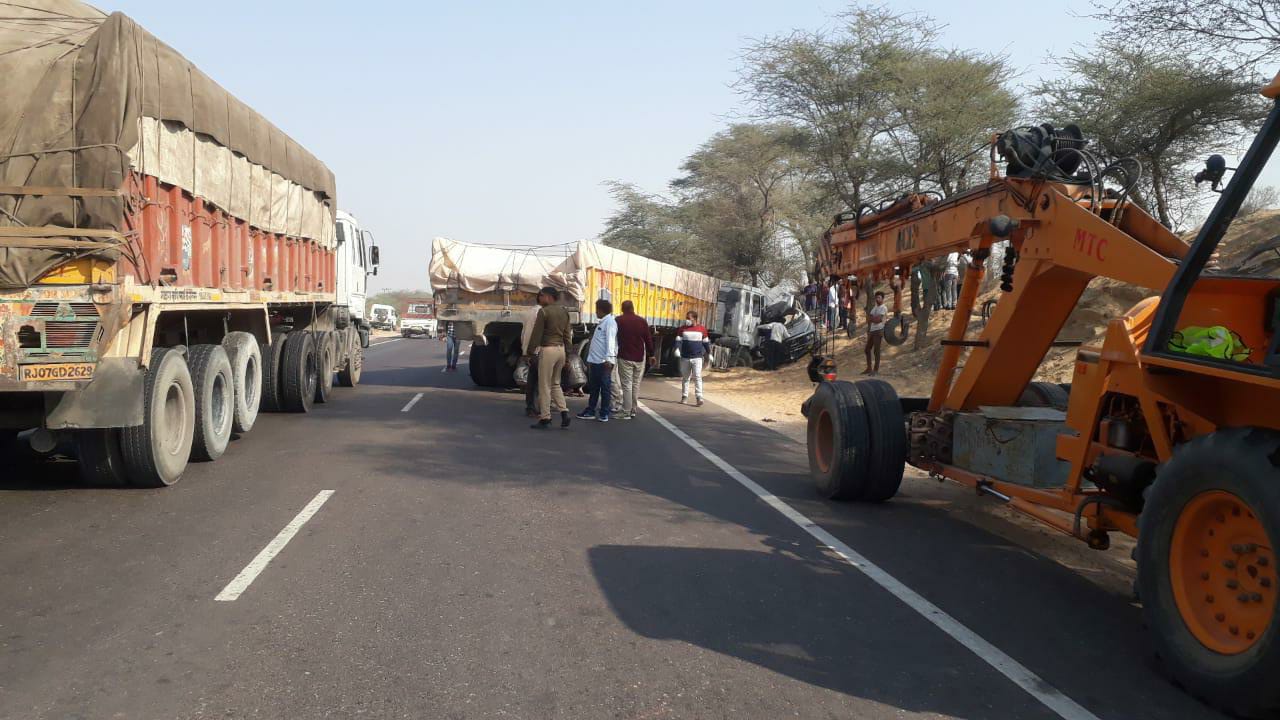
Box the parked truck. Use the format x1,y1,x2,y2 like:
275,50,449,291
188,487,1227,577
429,238,808,386
0,4,377,487
399,299,438,338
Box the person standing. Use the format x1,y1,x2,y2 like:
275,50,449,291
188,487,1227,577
678,310,710,407
803,280,818,312
615,300,654,420
578,299,618,422
759,320,789,370
521,304,541,417
942,252,960,310
526,287,573,429
826,277,840,331
865,291,888,376
440,321,459,371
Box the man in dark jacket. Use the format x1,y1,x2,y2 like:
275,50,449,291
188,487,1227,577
615,300,655,420
677,310,710,407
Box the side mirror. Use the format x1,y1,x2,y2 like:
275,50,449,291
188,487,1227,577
1194,154,1229,192
370,245,381,267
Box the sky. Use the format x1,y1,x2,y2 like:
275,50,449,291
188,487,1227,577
102,1,1114,291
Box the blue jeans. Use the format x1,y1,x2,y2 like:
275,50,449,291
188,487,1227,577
445,336,460,368
585,362,612,418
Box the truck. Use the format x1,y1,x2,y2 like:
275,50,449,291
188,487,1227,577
429,238,809,386
399,299,438,338
802,73,1280,715
369,304,398,332
0,4,378,487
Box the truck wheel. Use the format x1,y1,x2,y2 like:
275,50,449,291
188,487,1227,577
315,332,334,403
188,344,234,462
337,337,362,388
1138,428,1280,719
259,331,289,413
1017,381,1069,410
223,332,262,434
883,314,911,346
853,379,907,502
120,348,195,487
807,381,871,500
468,342,488,386
281,331,318,413
75,428,129,487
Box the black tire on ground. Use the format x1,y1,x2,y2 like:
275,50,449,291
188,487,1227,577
337,334,362,387
806,381,871,500
280,331,317,413
469,342,492,386
259,331,289,413
854,379,908,502
75,428,129,487
222,332,262,434
187,344,234,462
120,347,195,487
883,314,911,346
314,331,334,404
1017,381,1070,410
733,348,753,368
1137,428,1280,719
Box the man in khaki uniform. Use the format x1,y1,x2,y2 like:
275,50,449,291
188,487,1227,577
526,286,574,429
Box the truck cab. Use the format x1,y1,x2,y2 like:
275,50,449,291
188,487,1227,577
336,210,378,347
401,300,438,338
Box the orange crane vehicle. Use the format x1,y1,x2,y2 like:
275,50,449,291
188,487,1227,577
803,72,1280,716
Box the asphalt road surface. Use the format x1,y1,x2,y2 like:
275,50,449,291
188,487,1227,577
0,338,1234,720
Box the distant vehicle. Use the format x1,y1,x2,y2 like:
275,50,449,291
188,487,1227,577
369,304,398,331
400,300,437,338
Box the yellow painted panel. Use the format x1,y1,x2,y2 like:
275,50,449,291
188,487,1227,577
37,258,116,285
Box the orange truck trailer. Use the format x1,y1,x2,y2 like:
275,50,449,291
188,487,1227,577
0,4,379,486
803,73,1280,715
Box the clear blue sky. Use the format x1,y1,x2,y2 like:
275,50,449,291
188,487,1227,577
104,1,1107,291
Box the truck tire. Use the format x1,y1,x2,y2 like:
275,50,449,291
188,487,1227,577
1137,428,1280,719
75,428,129,487
853,379,908,502
281,331,318,413
337,335,362,387
1017,381,1070,410
222,332,262,434
883,314,911,346
806,381,871,500
120,347,195,487
733,348,753,368
188,344,234,462
314,331,334,403
468,342,487,386
259,331,289,413
359,328,370,348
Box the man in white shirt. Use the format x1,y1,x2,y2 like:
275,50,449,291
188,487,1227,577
759,320,790,370
578,299,618,422
865,291,888,376
826,278,840,330
942,252,960,310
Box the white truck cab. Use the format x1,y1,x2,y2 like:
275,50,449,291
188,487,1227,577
335,209,379,347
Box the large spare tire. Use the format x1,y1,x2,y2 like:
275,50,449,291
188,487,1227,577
806,381,871,500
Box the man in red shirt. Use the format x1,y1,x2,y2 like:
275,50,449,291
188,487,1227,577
615,300,655,420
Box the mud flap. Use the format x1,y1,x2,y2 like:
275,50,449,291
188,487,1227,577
44,358,145,429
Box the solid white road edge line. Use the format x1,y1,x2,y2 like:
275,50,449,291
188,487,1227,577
401,393,424,412
215,490,335,602
637,402,1101,720
369,338,403,348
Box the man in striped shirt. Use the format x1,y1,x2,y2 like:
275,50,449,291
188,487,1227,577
678,310,710,407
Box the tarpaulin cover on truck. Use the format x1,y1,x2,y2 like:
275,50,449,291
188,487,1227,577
429,238,721,304
0,1,337,289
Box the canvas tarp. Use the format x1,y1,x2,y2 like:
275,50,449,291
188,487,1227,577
0,2,336,289
429,238,721,305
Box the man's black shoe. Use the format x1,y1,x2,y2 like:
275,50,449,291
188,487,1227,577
561,411,572,429
530,419,551,430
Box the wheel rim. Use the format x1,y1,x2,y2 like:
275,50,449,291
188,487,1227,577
162,380,188,457
305,350,317,397
1170,490,1276,655
211,372,228,431
815,409,834,474
244,358,259,407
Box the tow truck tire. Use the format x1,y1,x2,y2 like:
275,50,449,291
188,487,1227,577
883,314,911,346
854,379,908,502
1017,381,1069,410
222,332,262,434
314,332,334,404
188,344,234,462
121,347,195,487
259,331,289,413
337,335,362,388
806,381,871,500
1138,428,1280,719
76,428,129,487
281,331,317,413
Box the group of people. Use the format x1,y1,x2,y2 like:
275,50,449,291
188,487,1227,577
522,287,711,430
804,275,890,377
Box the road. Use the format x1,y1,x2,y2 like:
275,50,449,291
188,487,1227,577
0,338,1232,720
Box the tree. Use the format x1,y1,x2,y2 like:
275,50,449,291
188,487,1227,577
671,124,800,286
736,6,937,211
598,182,702,266
1239,185,1280,218
1097,0,1280,70
1037,43,1269,228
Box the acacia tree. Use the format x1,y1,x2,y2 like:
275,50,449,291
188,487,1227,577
1097,0,1280,70
1037,43,1269,228
598,182,704,268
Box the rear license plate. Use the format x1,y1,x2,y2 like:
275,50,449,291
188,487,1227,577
19,362,95,382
